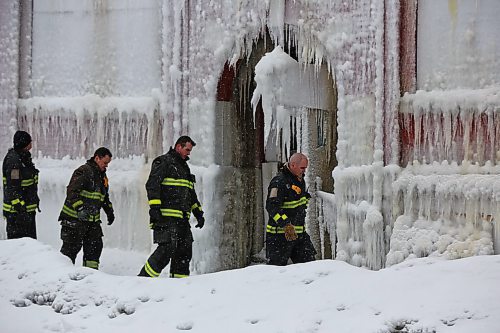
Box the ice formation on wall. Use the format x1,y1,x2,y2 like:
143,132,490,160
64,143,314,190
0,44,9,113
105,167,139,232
417,0,500,90
385,1,500,266
17,95,161,159
388,168,499,265
251,46,306,159
393,87,500,265
400,88,500,166
30,0,162,97
0,1,20,153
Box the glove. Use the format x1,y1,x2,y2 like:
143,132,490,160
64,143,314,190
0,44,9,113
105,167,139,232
60,219,80,229
76,206,94,222
106,211,115,225
195,215,205,229
284,223,298,241
149,207,163,223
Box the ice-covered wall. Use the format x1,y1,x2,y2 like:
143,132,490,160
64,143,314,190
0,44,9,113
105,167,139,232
287,1,385,268
31,0,161,97
27,0,163,159
417,0,500,90
388,164,499,265
0,1,20,153
181,0,382,165
17,96,161,159
329,164,401,270
392,0,500,264
390,89,500,263
400,88,500,166
175,0,268,165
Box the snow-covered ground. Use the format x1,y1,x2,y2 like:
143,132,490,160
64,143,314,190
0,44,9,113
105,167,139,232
0,238,499,333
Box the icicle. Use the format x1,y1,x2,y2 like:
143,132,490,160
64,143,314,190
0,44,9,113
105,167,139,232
17,96,158,159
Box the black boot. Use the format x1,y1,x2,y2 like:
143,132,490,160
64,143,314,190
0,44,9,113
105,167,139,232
138,266,149,277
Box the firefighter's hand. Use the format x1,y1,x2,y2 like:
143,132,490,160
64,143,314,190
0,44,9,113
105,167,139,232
76,207,91,222
195,215,205,229
106,211,115,225
284,223,297,241
149,207,162,223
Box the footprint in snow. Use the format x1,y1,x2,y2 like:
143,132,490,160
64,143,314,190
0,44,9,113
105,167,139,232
176,321,193,330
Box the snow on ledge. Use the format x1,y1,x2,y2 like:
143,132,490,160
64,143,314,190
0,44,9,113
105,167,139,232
18,94,159,117
401,87,500,114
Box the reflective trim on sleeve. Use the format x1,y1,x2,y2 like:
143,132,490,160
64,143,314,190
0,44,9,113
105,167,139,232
26,204,38,212
191,202,202,212
20,175,38,187
72,200,84,209
281,197,309,209
21,178,35,187
161,177,194,189
149,199,162,206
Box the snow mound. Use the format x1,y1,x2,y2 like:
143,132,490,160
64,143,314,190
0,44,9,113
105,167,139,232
0,238,499,333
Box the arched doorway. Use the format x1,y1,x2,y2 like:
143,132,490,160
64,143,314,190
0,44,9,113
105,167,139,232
213,31,273,269
214,29,338,270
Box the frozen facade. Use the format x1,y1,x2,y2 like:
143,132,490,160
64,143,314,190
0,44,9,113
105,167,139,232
0,0,499,273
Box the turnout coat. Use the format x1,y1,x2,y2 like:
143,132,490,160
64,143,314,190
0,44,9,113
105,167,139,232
146,147,203,228
2,149,39,217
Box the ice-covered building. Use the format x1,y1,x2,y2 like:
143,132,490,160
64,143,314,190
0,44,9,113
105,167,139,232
0,0,499,273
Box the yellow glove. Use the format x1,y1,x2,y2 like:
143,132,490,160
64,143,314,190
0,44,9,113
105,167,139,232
284,223,298,241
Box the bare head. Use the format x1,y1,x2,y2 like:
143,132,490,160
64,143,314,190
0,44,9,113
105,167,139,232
287,153,308,179
174,136,196,160
93,147,112,172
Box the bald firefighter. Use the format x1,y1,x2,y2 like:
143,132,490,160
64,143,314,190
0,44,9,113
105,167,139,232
265,153,316,265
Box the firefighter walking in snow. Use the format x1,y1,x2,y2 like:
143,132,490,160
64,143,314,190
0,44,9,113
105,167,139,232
59,147,115,269
138,136,205,278
2,131,39,239
265,153,316,265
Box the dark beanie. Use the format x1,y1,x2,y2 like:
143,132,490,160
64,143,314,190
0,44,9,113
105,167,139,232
13,130,32,150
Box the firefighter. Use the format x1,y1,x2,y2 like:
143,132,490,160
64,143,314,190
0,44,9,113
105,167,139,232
265,153,317,265
138,135,205,278
59,147,115,269
2,130,39,239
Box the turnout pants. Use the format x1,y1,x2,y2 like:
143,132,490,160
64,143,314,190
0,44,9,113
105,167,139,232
139,224,193,278
5,212,37,239
266,231,316,266
60,220,103,269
